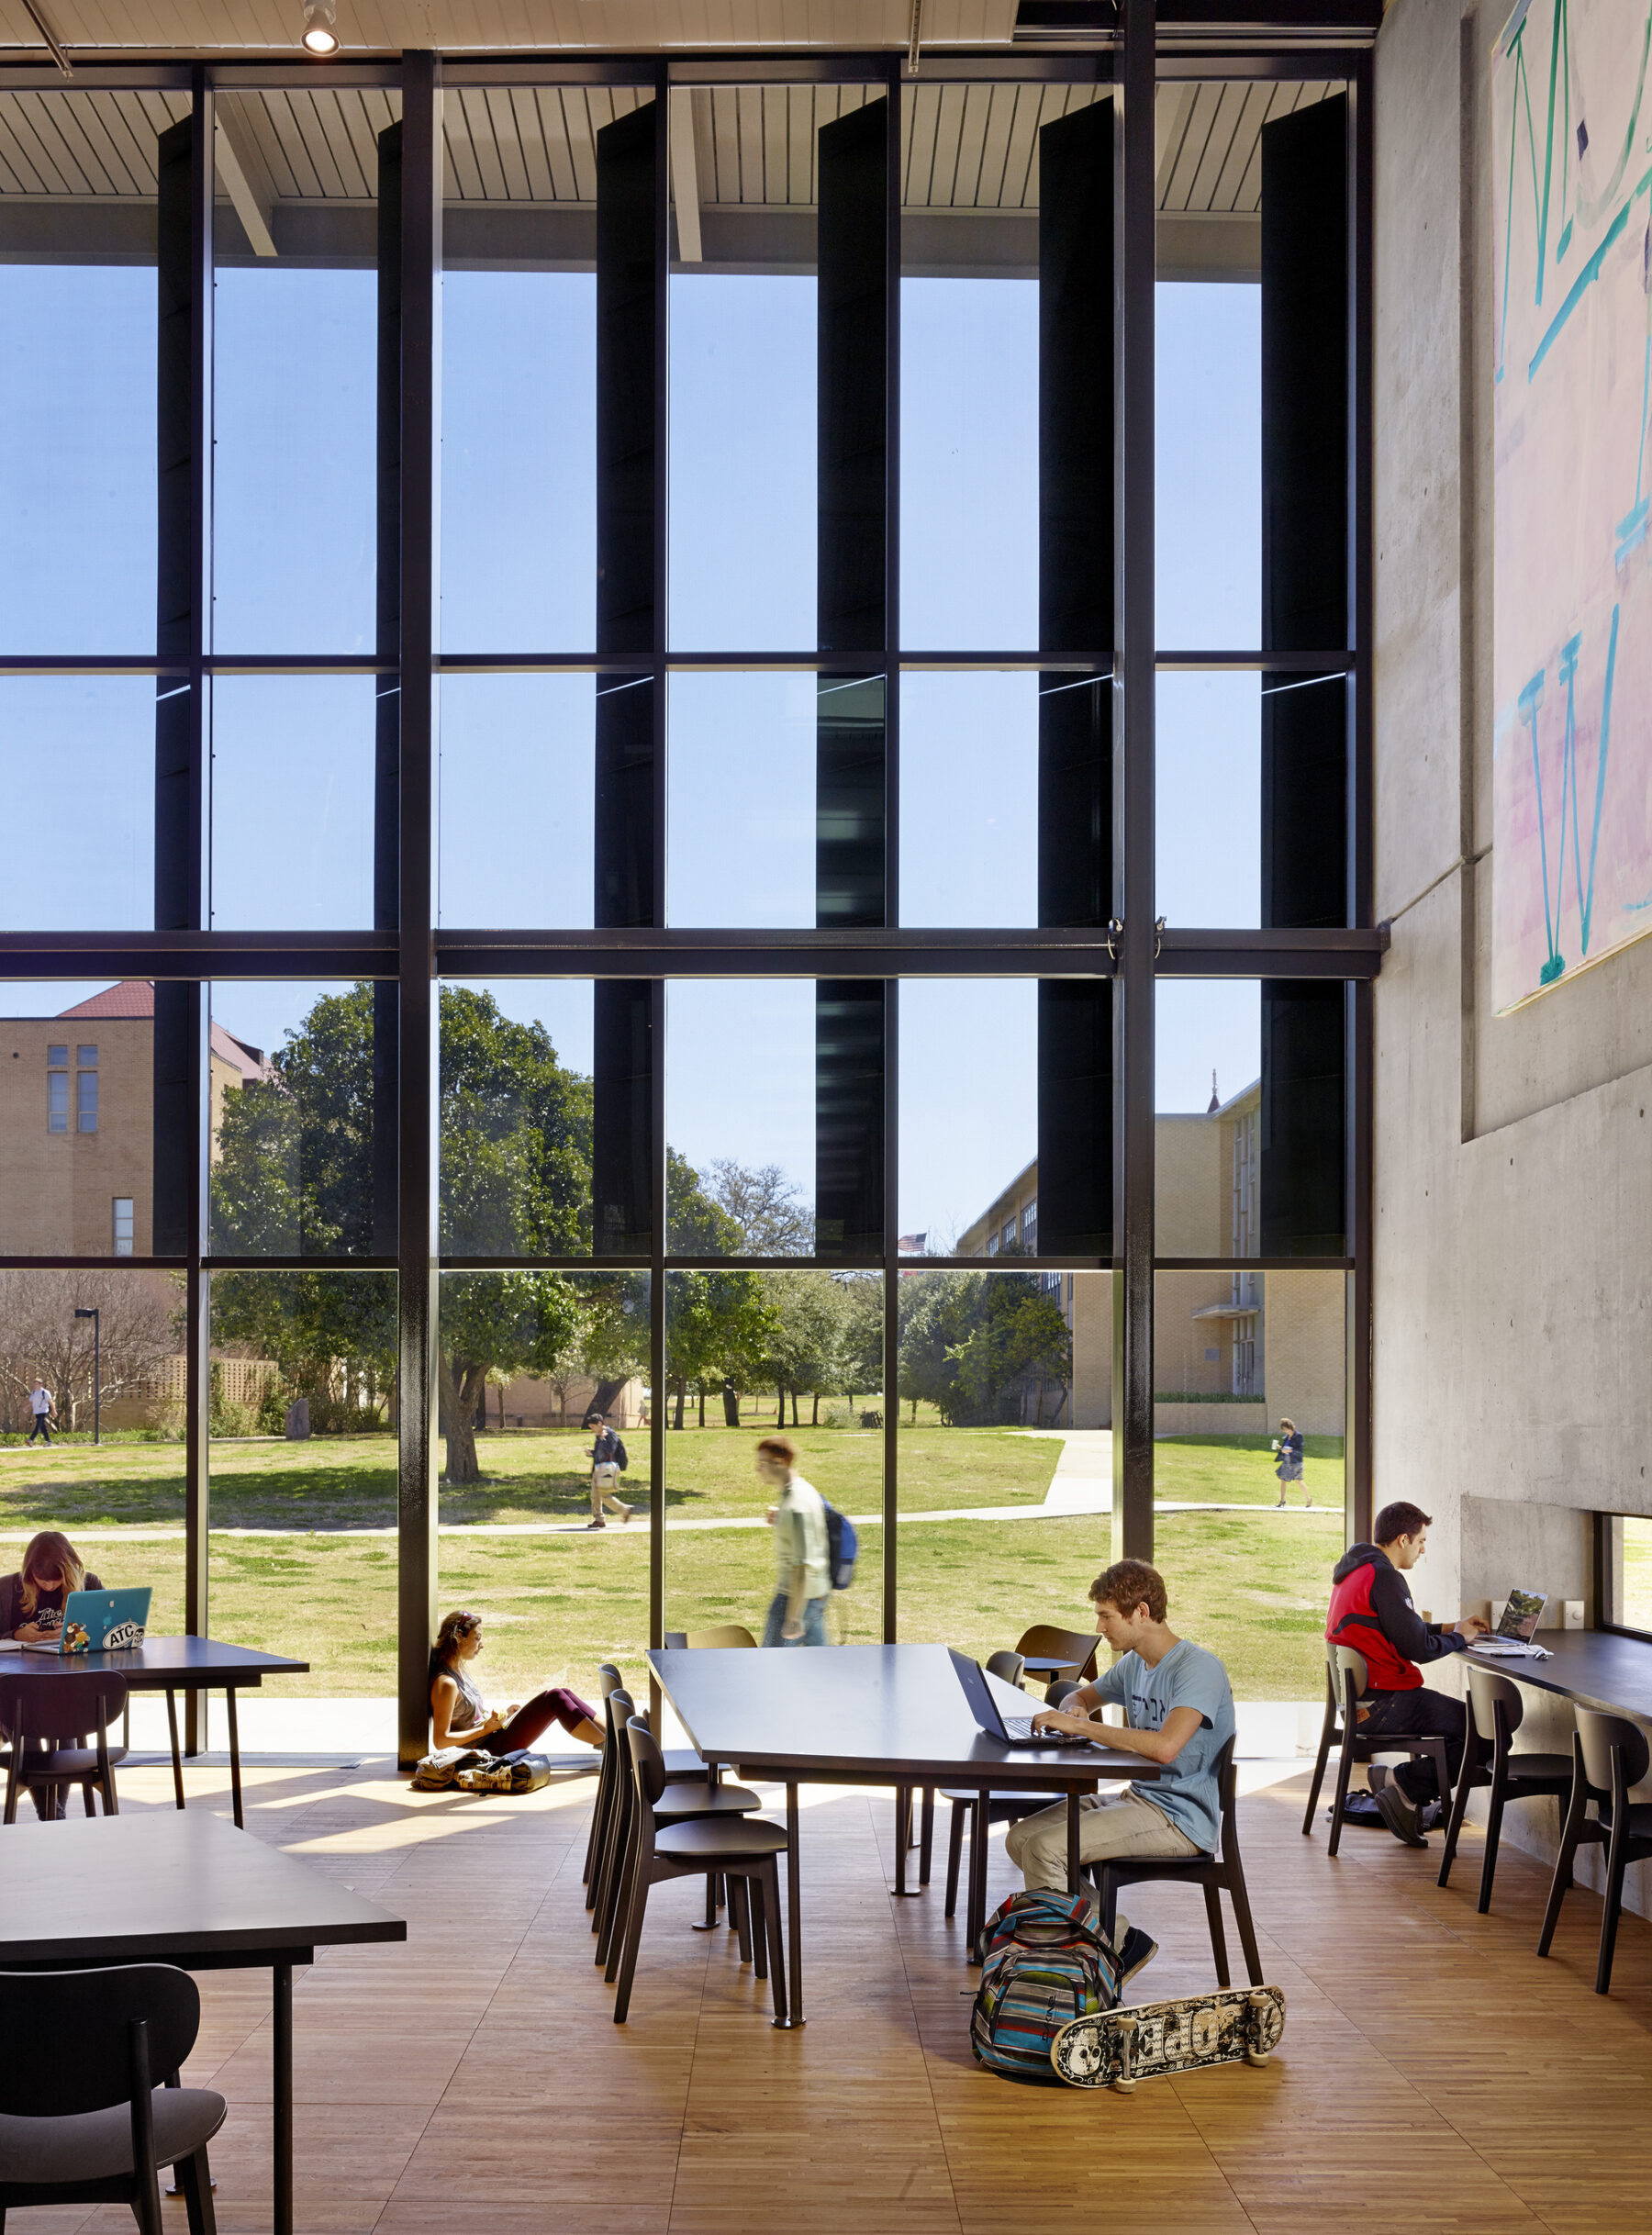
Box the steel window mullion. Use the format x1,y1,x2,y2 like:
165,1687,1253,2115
650,67,669,1671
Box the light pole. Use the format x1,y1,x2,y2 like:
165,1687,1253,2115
73,1307,99,1445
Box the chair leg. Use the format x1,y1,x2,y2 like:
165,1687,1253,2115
943,1802,966,1919
1438,1756,1475,1890
1202,1883,1231,1990
1477,1786,1507,1916
134,2155,165,2235
1097,1867,1118,1946
1537,1777,1587,1958
82,1778,96,1817
602,1813,643,1984
1423,1740,1450,1825
583,1753,612,1895
748,1875,768,1980
1594,1820,1629,1995
178,2146,218,2235
761,1857,788,2024
611,1869,651,2024
731,1872,753,1964
1327,1726,1356,1859
966,1797,987,1963
1301,1704,1335,1836
919,1787,935,1885
1224,1862,1265,1987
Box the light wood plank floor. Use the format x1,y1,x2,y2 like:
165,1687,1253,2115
10,1756,1650,2235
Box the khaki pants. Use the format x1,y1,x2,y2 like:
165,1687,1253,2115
1004,1788,1200,1944
590,1461,628,1519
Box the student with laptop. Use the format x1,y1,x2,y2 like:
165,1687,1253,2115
0,1532,104,1819
1003,1559,1236,1990
1325,1500,1489,1847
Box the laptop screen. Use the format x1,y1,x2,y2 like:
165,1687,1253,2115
1497,1588,1546,1640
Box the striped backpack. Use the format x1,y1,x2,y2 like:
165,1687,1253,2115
970,1888,1121,2084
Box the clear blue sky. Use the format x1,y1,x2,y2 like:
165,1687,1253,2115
0,246,1265,1240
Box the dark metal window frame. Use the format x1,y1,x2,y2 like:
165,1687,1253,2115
0,22,1377,1761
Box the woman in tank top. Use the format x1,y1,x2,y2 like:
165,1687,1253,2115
427,1610,603,1755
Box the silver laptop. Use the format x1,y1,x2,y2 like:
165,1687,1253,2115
1490,1587,1546,1641
949,1648,1098,1749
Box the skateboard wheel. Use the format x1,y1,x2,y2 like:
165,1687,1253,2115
1110,2073,1138,2093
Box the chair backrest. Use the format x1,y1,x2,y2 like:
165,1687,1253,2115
661,1633,688,1649
1045,1678,1086,1709
1211,1733,1239,1859
1576,1707,1651,1796
598,1662,623,1702
0,1670,127,1742
625,1714,667,1809
1330,1642,1368,1702
682,1625,756,1650
0,1965,197,2116
984,1649,1026,1688
1466,1663,1525,1743
1013,1625,1099,1677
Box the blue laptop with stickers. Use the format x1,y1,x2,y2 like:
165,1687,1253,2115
23,1586,152,1655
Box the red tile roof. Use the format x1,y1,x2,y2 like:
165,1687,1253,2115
58,980,155,1019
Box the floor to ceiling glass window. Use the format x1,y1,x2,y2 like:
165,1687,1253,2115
1,47,1371,1756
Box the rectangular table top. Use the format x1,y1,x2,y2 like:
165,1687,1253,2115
0,1635,308,1688
0,1809,405,1967
650,1641,1155,1788
1470,1628,1652,1724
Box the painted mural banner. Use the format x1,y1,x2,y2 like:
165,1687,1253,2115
1491,0,1652,1011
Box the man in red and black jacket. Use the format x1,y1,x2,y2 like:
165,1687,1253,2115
1327,1501,1488,1847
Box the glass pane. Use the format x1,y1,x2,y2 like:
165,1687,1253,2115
667,982,816,1255
899,979,1034,1252
208,981,378,1258
899,672,1037,926
665,1268,882,1646
1155,281,1259,648
667,673,816,928
439,981,594,1257
0,89,176,653
1153,1267,1344,1700
0,980,158,1254
210,677,376,930
208,1268,397,1695
0,680,155,930
1623,1518,1652,1635
213,92,398,653
1156,671,1260,928
439,675,595,928
436,1268,652,1714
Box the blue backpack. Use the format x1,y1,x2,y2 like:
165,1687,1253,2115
824,1503,858,1591
971,1888,1121,2084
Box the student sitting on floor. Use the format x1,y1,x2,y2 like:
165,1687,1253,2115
1009,1558,1236,1991
1326,1501,1488,1847
428,1610,605,1755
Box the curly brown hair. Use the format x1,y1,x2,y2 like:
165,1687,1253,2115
1089,1559,1167,1625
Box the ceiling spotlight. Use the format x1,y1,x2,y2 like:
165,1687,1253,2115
301,1,340,54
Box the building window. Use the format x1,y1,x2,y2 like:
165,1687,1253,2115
77,1046,98,1133
1600,1514,1652,1638
1021,1198,1037,1253
47,1045,68,1133
1233,1313,1258,1396
113,1198,134,1257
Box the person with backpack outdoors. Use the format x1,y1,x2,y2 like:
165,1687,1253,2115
1325,1501,1488,1846
757,1435,832,1646
26,1379,53,1446
1271,1416,1306,1507
1007,1558,1236,1991
584,1411,633,1529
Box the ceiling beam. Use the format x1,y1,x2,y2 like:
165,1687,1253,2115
213,95,276,258
668,85,701,263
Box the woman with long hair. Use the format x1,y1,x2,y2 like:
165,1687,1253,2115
0,1531,103,1819
427,1610,603,1755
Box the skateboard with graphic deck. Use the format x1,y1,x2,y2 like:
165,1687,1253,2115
1050,1984,1285,2091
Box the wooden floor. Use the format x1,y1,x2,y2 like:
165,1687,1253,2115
13,1755,1651,2235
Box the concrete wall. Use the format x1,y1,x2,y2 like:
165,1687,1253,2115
1375,0,1652,1913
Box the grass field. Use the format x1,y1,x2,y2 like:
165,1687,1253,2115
0,1424,1346,1704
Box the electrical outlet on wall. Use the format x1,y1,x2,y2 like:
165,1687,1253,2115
1563,1600,1584,1629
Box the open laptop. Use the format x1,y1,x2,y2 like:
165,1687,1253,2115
949,1648,1099,1749
1468,1587,1547,1656
21,1585,151,1656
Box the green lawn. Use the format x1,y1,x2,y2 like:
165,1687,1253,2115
1155,1433,1345,1510
0,1425,1345,1705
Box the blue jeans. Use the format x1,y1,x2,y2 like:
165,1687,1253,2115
762,1592,828,1648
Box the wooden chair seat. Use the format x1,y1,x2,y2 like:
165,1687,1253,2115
655,1783,760,1822
654,1815,788,1864
1093,1736,1263,1988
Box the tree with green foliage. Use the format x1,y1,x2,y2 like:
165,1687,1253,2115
896,1268,1072,1425
664,1151,776,1429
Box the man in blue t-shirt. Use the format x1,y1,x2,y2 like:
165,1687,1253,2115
1006,1558,1236,1991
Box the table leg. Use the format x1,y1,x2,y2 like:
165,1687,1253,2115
273,1959,293,2235
226,1687,244,1829
891,1784,921,1895
774,1779,805,2029
164,1689,185,1811
1066,1790,1081,1894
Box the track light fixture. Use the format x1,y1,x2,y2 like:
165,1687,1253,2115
301,1,340,55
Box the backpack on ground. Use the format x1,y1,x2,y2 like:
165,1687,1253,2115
410,1746,486,1791
455,1749,553,1795
824,1502,857,1591
612,1436,629,1471
971,1887,1121,2084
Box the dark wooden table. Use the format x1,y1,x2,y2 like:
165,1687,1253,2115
0,1808,404,2235
1471,1628,1652,1721
6,1636,309,1827
650,1642,1154,2028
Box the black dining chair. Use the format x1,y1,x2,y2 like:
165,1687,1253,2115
1436,1664,1573,1910
1300,1642,1457,1855
582,1663,626,1891
911,1649,1033,1890
0,1963,223,2234
1537,1708,1652,1995
586,1676,714,1928
610,1718,789,2025
1091,1734,1264,1988
934,1674,1086,1957
1014,1625,1101,1699
0,1670,128,1824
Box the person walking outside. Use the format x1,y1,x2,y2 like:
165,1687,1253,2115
584,1412,633,1529
1272,1416,1305,1507
26,1380,53,1447
758,1435,831,1646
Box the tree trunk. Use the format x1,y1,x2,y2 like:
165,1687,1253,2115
776,1380,786,1426
811,1391,819,1425
790,1390,798,1427
698,1384,706,1427
591,1376,627,1420
722,1379,740,1427
673,1380,686,1431
439,1353,489,1484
